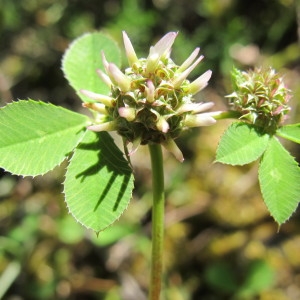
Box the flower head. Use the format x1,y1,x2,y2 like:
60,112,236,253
227,67,291,133
82,32,216,161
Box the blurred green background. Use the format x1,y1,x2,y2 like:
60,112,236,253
1,0,300,299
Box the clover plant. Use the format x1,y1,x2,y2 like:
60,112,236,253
0,31,300,299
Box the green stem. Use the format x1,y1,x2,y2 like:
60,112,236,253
148,143,165,300
212,110,242,120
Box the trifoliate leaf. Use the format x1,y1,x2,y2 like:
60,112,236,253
276,123,300,144
62,32,121,102
64,130,134,232
258,137,300,224
0,100,89,176
216,122,269,165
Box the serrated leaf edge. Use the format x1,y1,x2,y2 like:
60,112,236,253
62,131,134,233
0,99,90,177
258,137,300,225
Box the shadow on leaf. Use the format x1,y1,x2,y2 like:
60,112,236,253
74,131,132,212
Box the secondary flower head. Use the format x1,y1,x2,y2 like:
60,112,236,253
227,67,291,134
82,31,216,161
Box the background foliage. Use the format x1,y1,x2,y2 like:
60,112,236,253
1,0,300,299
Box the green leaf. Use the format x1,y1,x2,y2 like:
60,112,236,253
0,100,89,176
258,137,300,224
64,130,134,232
276,123,300,144
204,262,238,293
62,32,121,102
57,215,85,244
238,260,274,297
216,122,269,165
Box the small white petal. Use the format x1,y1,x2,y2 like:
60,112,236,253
97,69,112,87
161,138,184,162
177,47,201,73
188,70,212,95
122,31,139,66
177,103,198,114
156,117,170,133
118,107,136,121
146,32,178,75
101,51,110,73
177,102,214,114
173,55,204,88
80,89,115,107
88,121,117,132
151,32,178,58
183,113,216,127
191,102,215,114
146,52,160,75
83,102,107,114
145,80,155,103
108,63,131,92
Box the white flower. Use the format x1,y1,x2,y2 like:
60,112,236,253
83,31,218,161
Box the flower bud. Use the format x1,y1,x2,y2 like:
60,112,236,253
118,107,136,121
122,31,139,67
145,80,155,103
188,70,212,95
161,138,184,162
172,55,204,89
156,116,170,133
80,90,115,107
145,32,178,75
227,67,291,132
183,114,216,127
107,64,131,92
88,121,118,132
177,102,214,114
97,69,112,87
83,102,107,114
177,47,200,73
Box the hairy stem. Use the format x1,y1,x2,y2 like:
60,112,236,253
148,143,165,300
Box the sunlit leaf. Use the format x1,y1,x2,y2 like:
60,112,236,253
64,130,134,232
0,100,89,176
258,137,300,224
62,32,121,102
57,215,85,244
238,260,274,297
276,123,300,144
216,122,269,165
